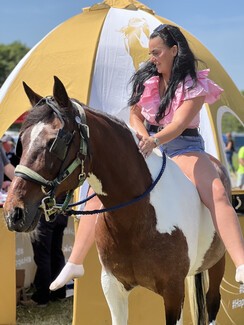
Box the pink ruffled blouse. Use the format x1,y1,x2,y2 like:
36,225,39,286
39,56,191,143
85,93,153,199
138,69,223,128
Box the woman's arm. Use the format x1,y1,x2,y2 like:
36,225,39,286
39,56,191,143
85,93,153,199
130,104,148,137
136,95,205,157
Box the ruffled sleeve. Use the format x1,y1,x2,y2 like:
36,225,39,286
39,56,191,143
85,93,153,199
136,70,223,127
137,76,161,124
183,69,223,104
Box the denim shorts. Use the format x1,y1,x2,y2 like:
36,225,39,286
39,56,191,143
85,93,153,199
150,133,205,158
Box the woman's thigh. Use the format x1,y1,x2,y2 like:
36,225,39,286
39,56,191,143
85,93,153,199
171,152,227,210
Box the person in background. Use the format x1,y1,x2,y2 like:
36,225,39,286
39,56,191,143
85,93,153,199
0,140,15,192
1,134,20,168
225,132,236,174
21,195,68,307
49,23,244,290
236,146,244,189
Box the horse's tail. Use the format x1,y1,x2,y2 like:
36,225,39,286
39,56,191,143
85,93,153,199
186,271,209,325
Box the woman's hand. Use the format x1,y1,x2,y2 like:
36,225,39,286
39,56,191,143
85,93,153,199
136,132,156,158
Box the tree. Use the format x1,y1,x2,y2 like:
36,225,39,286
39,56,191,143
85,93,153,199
0,42,30,87
222,112,243,133
221,90,244,133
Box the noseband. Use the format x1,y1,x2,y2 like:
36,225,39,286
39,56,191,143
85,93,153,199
14,96,89,221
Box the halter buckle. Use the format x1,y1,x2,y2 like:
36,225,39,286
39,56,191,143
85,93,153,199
41,196,60,222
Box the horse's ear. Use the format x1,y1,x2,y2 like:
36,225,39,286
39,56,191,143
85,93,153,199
23,82,42,106
53,76,70,108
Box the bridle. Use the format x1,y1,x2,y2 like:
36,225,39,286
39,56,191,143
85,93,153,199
14,96,90,221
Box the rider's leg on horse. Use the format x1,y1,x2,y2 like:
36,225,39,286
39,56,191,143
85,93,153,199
50,187,99,291
172,152,244,284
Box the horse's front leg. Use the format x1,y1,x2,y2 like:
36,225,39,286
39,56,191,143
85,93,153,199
160,279,185,325
101,268,130,325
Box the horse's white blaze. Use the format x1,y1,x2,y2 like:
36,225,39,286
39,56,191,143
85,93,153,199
87,172,108,196
28,122,45,153
145,149,215,274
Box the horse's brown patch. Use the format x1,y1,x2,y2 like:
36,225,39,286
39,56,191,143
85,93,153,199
96,202,190,294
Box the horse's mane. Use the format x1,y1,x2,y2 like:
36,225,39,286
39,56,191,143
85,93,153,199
72,99,129,131
21,98,129,136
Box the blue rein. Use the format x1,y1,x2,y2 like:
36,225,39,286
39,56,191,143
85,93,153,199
65,151,167,216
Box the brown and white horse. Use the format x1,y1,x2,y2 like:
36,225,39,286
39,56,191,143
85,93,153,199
4,77,227,324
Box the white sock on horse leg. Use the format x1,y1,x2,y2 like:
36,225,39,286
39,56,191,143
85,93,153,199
49,262,84,291
235,264,244,284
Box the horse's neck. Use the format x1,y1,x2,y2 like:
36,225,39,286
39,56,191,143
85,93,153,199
86,112,152,203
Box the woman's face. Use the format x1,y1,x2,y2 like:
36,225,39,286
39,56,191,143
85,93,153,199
149,36,177,76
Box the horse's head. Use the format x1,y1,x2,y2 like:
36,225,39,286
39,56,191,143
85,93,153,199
4,77,89,232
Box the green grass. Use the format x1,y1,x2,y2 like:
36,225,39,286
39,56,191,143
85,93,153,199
17,296,73,325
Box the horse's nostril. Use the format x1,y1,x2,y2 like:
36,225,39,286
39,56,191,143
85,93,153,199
12,207,24,224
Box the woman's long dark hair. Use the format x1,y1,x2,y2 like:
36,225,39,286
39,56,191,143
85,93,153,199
128,24,199,123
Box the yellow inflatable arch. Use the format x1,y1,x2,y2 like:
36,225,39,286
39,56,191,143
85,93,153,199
0,1,243,324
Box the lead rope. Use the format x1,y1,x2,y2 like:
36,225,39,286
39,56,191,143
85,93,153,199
65,151,167,216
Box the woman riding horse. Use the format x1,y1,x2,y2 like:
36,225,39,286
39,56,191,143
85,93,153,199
3,23,244,325
50,24,244,291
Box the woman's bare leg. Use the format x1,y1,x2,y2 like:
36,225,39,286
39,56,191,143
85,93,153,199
50,188,101,290
172,152,244,283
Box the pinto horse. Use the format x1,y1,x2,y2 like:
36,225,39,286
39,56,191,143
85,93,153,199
4,77,228,324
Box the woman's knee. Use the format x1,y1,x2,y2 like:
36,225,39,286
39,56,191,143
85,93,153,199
211,179,230,206
198,178,229,211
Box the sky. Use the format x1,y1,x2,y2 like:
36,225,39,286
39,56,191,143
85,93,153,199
1,0,244,90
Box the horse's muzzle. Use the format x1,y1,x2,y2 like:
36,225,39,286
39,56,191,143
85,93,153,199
4,207,41,232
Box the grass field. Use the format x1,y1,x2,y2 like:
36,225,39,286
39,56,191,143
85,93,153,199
17,296,73,325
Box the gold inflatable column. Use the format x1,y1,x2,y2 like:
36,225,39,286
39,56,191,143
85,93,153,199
72,242,111,324
0,209,16,325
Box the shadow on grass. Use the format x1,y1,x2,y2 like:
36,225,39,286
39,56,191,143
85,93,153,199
17,296,73,325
